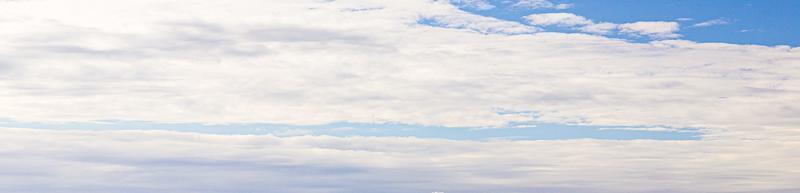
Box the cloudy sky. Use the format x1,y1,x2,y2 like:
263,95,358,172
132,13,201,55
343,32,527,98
0,0,798,192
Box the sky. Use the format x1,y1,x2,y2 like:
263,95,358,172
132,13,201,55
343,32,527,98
0,0,799,192
452,0,800,46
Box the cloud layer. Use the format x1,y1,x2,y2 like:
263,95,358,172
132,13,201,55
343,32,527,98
0,0,799,192
1,128,798,193
0,0,798,140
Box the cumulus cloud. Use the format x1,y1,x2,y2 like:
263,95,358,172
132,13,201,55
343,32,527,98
524,13,592,27
0,128,798,193
618,21,682,39
692,18,730,27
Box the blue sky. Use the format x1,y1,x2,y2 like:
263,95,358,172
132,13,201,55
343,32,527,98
450,0,800,46
0,119,702,140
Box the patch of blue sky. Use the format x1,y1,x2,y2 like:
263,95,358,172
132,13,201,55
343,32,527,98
417,18,450,30
0,118,701,140
444,0,800,46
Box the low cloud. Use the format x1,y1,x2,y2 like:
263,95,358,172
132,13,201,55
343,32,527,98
0,128,798,193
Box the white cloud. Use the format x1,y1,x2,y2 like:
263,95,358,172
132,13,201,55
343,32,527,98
597,127,686,132
692,18,730,27
512,0,573,10
450,0,495,10
421,0,538,34
554,3,574,9
1,128,798,193
579,22,618,34
522,13,680,38
618,21,682,39
0,1,799,192
422,13,540,34
0,0,797,140
523,13,592,27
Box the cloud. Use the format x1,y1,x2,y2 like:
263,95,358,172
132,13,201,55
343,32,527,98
578,22,618,34
618,21,681,39
523,13,592,27
512,0,573,10
450,0,495,10
0,1,799,192
0,0,798,140
597,127,689,132
1,128,798,193
522,13,682,38
420,0,539,34
421,13,540,34
244,26,369,43
692,18,730,27
554,3,574,9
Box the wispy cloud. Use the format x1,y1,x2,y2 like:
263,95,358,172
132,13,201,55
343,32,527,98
524,12,592,27
523,12,681,38
692,18,730,27
450,0,495,10
512,0,573,10
420,11,539,35
618,21,682,39
579,22,618,34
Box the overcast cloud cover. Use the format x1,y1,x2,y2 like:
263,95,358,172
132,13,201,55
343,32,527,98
0,0,799,192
